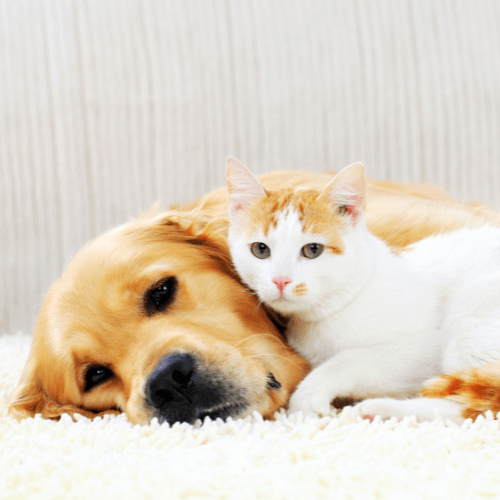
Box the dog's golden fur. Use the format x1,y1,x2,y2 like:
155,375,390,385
9,170,500,423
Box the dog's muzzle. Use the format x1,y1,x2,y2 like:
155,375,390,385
145,353,249,424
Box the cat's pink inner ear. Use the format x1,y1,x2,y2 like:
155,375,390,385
322,163,367,222
226,157,266,215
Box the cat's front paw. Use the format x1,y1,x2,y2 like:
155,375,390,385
352,399,394,421
287,386,333,417
353,398,414,422
353,397,465,424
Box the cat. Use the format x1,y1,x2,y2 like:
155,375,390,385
226,157,500,423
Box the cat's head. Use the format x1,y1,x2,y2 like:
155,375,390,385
226,158,369,318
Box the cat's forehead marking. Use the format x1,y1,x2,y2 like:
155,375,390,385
246,188,346,254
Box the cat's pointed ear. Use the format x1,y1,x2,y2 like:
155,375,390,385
320,163,367,222
226,157,267,221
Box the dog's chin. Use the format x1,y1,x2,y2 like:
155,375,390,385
155,402,250,425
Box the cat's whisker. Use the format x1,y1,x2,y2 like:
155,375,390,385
254,297,266,315
230,333,289,350
245,353,302,368
225,341,298,372
238,285,263,307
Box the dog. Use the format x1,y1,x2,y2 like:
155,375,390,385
9,168,500,424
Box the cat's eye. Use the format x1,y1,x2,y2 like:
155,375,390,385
302,243,324,259
84,365,114,392
251,242,271,259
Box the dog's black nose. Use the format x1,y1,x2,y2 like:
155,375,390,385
145,353,247,425
146,354,195,410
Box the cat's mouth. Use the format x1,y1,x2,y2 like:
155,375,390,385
270,294,291,303
270,295,299,307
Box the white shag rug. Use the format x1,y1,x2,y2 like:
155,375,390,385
2,333,500,499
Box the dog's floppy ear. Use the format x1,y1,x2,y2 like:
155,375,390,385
8,303,84,420
9,381,74,420
8,356,87,420
8,317,118,421
9,359,117,421
9,358,60,419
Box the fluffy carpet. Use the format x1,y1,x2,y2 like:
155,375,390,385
2,333,500,499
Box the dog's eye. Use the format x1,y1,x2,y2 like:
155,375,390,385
302,243,324,259
251,242,271,259
146,278,177,315
267,373,281,390
84,366,114,392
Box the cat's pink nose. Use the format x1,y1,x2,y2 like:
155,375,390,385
272,277,292,294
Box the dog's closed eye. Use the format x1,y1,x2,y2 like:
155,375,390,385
84,365,114,392
267,373,281,389
145,278,177,315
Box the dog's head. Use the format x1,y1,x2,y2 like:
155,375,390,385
9,211,309,424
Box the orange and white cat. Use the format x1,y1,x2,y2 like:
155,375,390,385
226,158,500,423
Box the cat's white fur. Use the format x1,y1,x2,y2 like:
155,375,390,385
226,158,500,423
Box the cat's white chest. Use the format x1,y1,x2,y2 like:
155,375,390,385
286,317,344,367
286,319,339,368
283,252,444,373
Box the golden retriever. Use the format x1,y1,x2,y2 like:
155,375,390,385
9,168,500,424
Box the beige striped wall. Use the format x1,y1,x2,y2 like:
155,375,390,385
1,0,500,333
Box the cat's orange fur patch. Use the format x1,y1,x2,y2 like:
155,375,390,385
244,189,345,254
292,283,308,297
420,361,500,420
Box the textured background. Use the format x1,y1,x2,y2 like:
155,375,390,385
1,0,500,333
